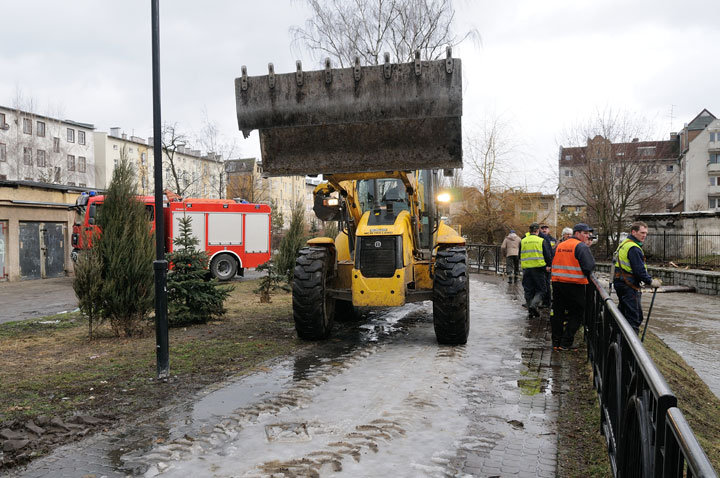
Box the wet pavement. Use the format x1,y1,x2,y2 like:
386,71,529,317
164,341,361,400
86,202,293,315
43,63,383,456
9,276,563,478
0,277,78,325
0,270,264,325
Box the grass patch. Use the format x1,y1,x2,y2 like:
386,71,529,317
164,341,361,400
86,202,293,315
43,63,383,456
644,331,720,471
0,279,302,426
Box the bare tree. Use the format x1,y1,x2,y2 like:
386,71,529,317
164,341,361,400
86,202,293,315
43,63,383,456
558,108,676,250
161,123,197,197
291,0,478,66
195,110,237,198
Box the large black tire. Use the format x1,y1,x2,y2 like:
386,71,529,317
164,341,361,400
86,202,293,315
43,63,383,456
292,247,335,340
210,253,238,281
433,246,470,345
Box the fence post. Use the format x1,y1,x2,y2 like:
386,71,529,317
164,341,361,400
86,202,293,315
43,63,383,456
663,230,666,263
695,230,699,268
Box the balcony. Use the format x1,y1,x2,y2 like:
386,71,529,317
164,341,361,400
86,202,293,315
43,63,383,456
709,138,720,152
708,162,720,173
708,185,720,195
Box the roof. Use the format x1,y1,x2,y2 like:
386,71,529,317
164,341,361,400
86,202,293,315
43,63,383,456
0,179,101,194
225,158,258,173
559,138,679,166
0,105,94,130
686,108,716,131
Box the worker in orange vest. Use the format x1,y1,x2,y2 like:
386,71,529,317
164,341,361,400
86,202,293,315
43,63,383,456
550,223,596,350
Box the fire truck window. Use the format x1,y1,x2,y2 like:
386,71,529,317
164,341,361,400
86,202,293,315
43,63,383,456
145,205,155,221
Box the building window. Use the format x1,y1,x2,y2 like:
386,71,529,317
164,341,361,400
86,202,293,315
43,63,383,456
141,152,146,165
78,156,86,173
67,182,75,186
564,155,572,161
113,144,118,150
710,153,720,164
711,132,716,142
666,165,674,172
37,121,45,137
665,203,673,211
53,137,60,152
53,167,61,182
79,183,86,187
23,118,32,134
0,112,6,128
67,154,75,171
710,176,718,187
0,143,6,162
0,175,6,180
36,149,46,167
664,183,673,192
78,130,86,145
638,146,656,157
710,197,720,209
563,169,573,177
67,128,75,143
23,147,32,165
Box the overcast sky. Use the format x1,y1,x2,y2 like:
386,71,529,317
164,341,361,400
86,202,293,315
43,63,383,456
2,0,718,193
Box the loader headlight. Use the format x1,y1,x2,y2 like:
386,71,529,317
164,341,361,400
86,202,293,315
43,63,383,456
324,198,339,207
436,192,451,203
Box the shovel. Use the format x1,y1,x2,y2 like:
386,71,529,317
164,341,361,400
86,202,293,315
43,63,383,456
641,287,658,342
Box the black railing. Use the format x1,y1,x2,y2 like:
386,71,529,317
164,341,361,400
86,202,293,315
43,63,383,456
466,244,502,274
584,275,717,477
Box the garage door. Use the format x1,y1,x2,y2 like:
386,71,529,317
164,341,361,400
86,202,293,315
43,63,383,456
19,222,66,280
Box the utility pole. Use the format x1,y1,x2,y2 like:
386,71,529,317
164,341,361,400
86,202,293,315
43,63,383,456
151,0,169,380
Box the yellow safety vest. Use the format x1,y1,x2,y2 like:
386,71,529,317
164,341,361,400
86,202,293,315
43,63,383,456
614,239,647,274
520,234,546,269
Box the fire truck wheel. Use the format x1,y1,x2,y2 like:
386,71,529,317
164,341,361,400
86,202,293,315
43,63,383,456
433,246,470,345
210,254,238,281
292,247,335,339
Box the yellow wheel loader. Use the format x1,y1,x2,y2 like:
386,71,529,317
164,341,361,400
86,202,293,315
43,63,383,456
235,50,469,344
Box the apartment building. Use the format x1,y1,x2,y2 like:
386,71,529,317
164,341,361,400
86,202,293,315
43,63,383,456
225,158,306,227
0,105,96,187
558,134,681,215
678,109,720,211
94,128,224,198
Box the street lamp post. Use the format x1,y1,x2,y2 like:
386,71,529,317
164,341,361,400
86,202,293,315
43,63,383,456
151,0,169,379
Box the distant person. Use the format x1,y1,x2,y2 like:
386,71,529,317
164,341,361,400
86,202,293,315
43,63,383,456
538,224,556,308
550,223,596,350
520,223,552,318
500,230,522,283
558,227,573,244
612,221,661,333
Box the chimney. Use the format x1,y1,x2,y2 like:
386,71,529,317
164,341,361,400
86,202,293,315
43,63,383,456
148,136,153,145
670,132,678,140
110,127,121,137
122,133,127,139
632,138,639,143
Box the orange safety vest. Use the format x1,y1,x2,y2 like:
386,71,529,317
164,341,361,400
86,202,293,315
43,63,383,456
551,238,588,284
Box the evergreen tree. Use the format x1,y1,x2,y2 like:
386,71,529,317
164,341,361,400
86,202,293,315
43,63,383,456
72,240,104,339
166,215,233,326
95,159,155,337
276,201,307,282
253,261,290,303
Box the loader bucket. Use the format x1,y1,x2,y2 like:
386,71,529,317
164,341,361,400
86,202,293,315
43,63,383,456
235,54,462,175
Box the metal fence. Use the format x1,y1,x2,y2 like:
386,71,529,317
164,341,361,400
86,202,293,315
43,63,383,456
584,275,717,477
594,233,720,268
466,244,502,274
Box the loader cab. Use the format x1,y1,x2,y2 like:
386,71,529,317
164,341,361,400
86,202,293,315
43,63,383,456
356,178,410,214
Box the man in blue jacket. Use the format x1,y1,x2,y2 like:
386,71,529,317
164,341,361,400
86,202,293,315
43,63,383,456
612,221,661,333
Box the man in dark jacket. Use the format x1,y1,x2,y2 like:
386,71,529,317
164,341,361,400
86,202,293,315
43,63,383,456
539,224,556,307
613,221,661,333
551,223,596,350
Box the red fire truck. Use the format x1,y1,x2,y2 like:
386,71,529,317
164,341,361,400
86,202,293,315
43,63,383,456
71,192,272,280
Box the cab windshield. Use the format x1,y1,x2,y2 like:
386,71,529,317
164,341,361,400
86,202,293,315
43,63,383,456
356,178,409,213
